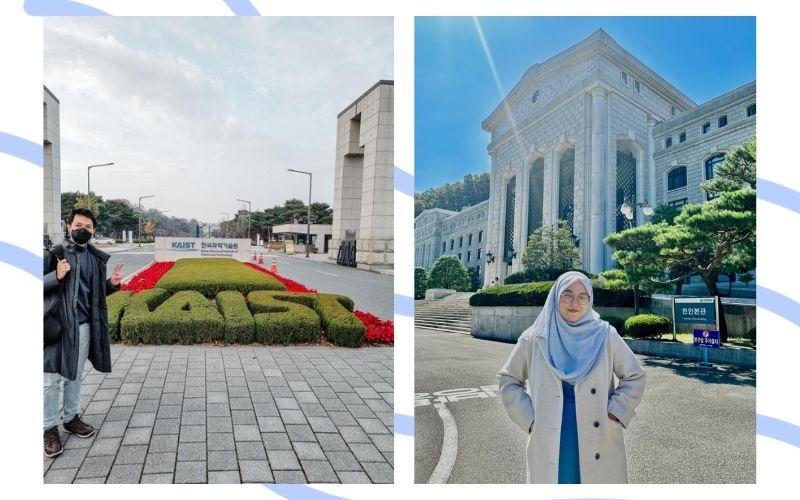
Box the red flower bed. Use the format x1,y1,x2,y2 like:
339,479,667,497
120,261,174,294
355,310,394,345
244,262,317,293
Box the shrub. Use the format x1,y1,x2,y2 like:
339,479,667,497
248,291,321,345
106,291,132,341
624,314,672,340
428,255,471,291
119,288,178,343
216,291,255,344
126,291,224,344
315,293,366,347
602,315,628,335
414,267,428,299
156,258,285,298
469,279,642,307
745,326,756,346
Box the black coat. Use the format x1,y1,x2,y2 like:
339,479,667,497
43,241,119,380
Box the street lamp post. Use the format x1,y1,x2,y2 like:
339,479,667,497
138,195,155,247
236,199,251,243
619,196,655,229
287,169,312,258
87,162,114,212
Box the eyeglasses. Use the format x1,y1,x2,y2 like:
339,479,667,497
559,291,590,306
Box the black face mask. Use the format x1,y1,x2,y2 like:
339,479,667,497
70,228,92,245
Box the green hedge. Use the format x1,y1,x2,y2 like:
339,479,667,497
469,279,646,307
624,314,672,339
216,291,255,344
602,315,628,335
119,288,171,343
315,293,365,347
247,291,321,345
106,291,132,341
123,290,224,344
504,268,597,284
156,258,285,298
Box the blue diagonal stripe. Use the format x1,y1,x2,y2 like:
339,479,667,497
394,165,413,197
23,0,109,15
264,485,347,500
395,413,414,436
757,285,800,328
757,414,800,448
223,0,260,16
0,132,42,167
0,242,41,279
394,293,413,318
758,178,800,215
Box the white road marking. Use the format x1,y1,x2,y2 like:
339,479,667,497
428,402,459,484
314,270,339,277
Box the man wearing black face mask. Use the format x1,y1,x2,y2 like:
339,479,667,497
42,208,123,458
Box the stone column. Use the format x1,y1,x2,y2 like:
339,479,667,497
647,116,657,208
589,87,607,274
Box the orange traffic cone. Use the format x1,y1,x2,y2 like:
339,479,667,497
258,253,264,264
270,257,277,274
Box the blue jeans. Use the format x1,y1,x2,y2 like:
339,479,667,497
43,323,90,430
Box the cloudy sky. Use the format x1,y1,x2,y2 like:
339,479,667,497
44,17,393,222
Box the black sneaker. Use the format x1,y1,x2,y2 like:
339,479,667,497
63,414,95,438
44,426,63,458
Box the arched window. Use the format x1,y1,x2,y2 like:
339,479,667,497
665,137,672,148
747,104,756,117
616,148,637,231
718,115,727,128
503,176,516,262
527,157,544,240
705,154,726,200
558,150,575,234
667,166,687,191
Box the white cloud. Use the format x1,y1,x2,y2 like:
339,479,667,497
44,17,393,222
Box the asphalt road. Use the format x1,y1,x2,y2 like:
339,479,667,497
414,327,756,484
258,254,393,320
104,244,155,282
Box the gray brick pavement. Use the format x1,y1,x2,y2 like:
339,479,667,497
44,344,393,483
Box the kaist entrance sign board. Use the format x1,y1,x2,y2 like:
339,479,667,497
155,237,251,262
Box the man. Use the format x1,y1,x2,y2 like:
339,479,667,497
43,208,123,457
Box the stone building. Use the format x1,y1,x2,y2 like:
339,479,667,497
480,29,755,285
415,201,488,279
328,80,394,272
44,85,62,246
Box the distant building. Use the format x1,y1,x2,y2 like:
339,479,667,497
44,85,62,246
415,201,488,280
328,80,394,272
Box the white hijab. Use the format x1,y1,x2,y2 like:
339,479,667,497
529,271,610,383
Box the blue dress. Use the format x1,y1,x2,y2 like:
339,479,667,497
558,380,581,484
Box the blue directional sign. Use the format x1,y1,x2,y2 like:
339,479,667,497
693,329,721,348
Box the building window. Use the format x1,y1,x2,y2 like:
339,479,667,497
478,230,483,243
450,239,454,251
532,89,540,104
467,251,471,263
671,105,676,117
747,104,756,117
468,234,473,246
679,131,686,143
621,70,628,85
718,115,727,128
705,154,726,200
634,80,641,93
476,265,481,276
459,236,463,248
458,253,462,262
668,198,688,207
442,242,446,253
665,137,672,148
667,166,687,191
702,122,711,134
477,248,482,261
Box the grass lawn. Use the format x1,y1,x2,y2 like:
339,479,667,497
156,258,285,298
622,331,754,349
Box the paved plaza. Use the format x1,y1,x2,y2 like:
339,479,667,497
44,344,394,484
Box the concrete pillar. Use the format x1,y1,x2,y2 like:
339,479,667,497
647,116,657,208
589,87,607,274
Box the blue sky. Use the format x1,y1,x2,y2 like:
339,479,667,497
415,17,756,192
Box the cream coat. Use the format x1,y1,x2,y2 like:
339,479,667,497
498,325,645,484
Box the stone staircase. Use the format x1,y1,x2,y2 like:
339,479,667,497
415,292,474,334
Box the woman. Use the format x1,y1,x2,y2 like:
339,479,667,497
498,271,645,484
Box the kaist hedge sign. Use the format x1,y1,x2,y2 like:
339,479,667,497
155,237,251,262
